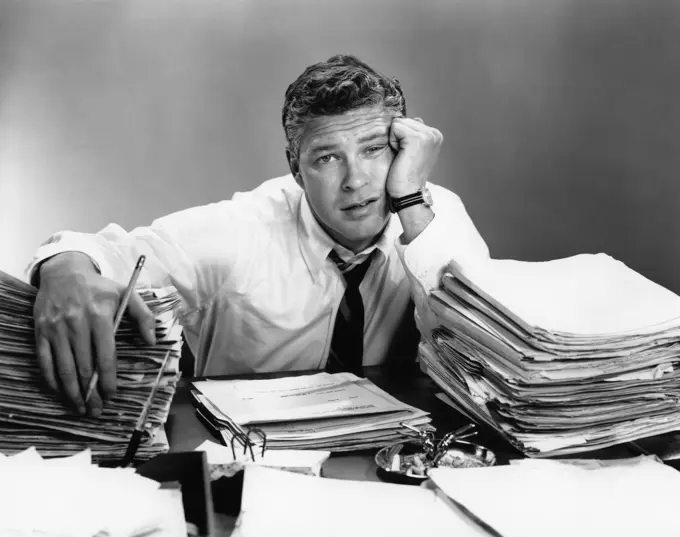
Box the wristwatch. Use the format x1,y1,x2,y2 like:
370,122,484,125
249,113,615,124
388,187,434,213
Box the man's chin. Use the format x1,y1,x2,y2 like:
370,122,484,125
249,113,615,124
339,220,390,250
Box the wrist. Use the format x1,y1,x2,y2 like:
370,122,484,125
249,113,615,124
39,252,99,279
388,186,433,214
387,187,423,199
396,204,435,245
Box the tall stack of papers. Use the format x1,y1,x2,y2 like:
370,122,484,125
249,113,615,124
0,269,183,463
420,253,680,456
192,372,432,451
0,448,187,537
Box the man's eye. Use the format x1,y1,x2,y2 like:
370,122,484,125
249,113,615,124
317,154,337,164
366,145,385,154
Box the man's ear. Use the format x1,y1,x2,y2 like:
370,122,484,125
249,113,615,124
286,148,303,187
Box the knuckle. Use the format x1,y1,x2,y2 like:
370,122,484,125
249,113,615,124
93,281,121,303
87,303,112,320
63,309,82,324
37,315,61,334
77,358,93,374
35,315,50,331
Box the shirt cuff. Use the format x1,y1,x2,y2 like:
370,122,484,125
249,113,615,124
25,233,109,286
395,212,454,295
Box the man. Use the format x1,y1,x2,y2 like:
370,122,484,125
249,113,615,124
28,54,489,417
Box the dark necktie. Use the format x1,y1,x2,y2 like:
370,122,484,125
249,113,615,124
326,250,374,377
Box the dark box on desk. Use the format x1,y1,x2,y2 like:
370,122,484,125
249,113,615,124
136,451,215,537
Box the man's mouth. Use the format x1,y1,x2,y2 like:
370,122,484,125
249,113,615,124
342,198,377,211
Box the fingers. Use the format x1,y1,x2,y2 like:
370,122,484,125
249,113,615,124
53,323,86,414
389,117,421,152
127,291,157,345
91,310,117,402
67,315,103,417
35,333,58,393
389,121,402,152
35,305,85,413
391,117,443,148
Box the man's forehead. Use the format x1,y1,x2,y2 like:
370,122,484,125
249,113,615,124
301,107,398,152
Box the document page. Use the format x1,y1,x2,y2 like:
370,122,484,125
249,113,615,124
0,269,183,463
449,253,680,336
191,372,432,451
232,465,488,537
428,457,680,537
0,448,187,537
193,373,412,424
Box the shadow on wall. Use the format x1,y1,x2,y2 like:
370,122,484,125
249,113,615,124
0,0,679,292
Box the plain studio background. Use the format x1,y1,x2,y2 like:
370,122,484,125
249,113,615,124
1,0,679,294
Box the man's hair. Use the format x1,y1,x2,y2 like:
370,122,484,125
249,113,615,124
282,54,407,157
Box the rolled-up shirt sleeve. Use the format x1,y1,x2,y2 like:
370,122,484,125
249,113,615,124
25,200,255,314
395,184,490,336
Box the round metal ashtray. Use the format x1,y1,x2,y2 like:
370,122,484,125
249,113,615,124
435,440,496,469
375,440,496,485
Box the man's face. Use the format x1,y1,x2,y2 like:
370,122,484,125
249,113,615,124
291,106,397,253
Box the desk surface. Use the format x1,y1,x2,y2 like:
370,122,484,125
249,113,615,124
166,366,527,535
164,365,653,535
166,366,524,478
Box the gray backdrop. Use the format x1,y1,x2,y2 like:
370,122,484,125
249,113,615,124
1,0,678,294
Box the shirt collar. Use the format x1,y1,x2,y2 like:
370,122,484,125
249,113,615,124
297,191,401,280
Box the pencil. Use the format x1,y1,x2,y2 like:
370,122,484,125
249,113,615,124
84,254,146,403
120,347,173,467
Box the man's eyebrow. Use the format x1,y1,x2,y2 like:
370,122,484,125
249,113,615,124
307,131,389,154
308,143,338,155
357,131,389,144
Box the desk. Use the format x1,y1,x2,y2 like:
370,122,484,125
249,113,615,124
165,366,664,535
166,366,524,472
166,366,524,535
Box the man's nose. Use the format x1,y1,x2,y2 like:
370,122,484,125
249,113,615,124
341,159,370,191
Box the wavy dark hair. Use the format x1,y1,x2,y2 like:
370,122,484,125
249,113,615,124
282,54,406,157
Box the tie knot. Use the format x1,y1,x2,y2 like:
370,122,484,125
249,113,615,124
328,249,374,287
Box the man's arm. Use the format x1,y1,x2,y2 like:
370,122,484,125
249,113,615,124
397,185,489,336
28,200,251,416
386,117,489,337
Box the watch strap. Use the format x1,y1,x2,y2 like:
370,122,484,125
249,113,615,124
389,188,432,213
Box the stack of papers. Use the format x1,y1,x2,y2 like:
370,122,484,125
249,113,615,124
191,372,432,451
0,447,187,537
420,253,680,456
232,465,487,537
0,269,183,463
426,456,680,537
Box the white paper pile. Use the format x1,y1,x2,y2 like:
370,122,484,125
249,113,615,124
0,448,187,537
420,253,680,456
0,269,183,463
231,465,486,537
426,456,680,537
191,372,432,451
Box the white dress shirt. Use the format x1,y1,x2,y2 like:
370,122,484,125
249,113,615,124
27,174,489,375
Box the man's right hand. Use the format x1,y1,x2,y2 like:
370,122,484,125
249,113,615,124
33,252,156,416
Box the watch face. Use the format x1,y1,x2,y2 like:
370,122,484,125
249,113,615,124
423,188,433,206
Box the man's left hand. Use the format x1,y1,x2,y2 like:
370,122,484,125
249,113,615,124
386,117,443,198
